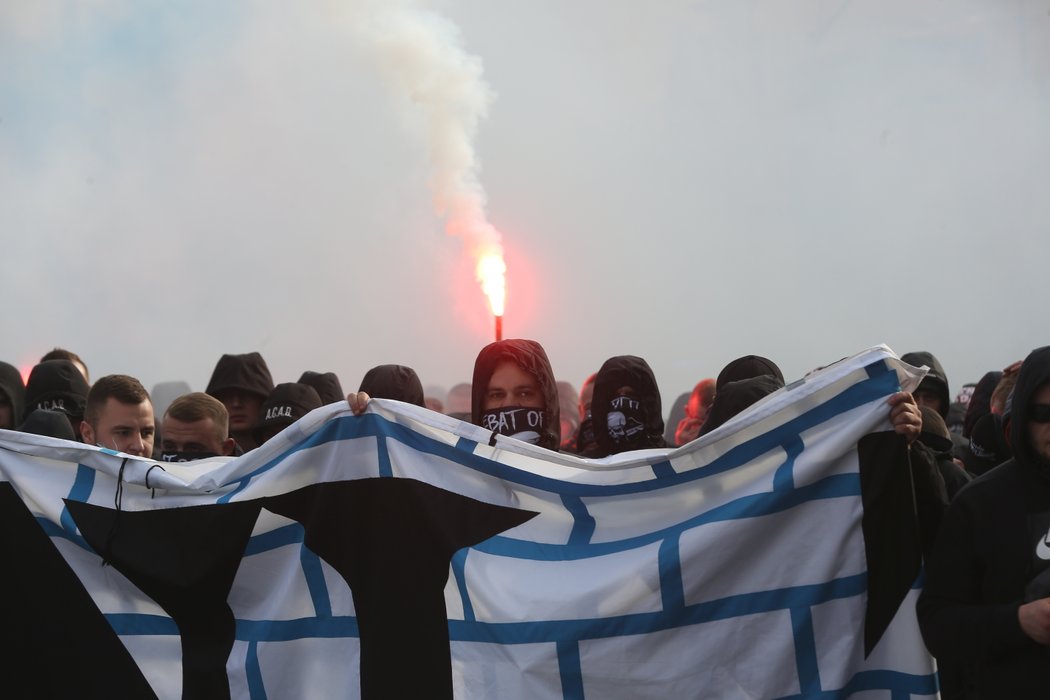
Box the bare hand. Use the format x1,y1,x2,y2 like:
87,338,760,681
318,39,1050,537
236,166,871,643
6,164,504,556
346,392,371,416
888,392,921,444
1018,598,1050,644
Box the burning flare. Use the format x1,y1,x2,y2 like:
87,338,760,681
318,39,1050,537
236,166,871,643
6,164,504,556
477,252,505,317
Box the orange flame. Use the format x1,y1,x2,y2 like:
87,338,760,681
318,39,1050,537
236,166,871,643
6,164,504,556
477,252,506,317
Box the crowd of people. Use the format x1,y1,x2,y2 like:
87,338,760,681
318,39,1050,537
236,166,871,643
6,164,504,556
1,340,1048,697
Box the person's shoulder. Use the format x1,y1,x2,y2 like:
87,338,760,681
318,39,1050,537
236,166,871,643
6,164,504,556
952,458,1021,503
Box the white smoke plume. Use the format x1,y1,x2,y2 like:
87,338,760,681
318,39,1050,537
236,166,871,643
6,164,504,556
345,0,506,314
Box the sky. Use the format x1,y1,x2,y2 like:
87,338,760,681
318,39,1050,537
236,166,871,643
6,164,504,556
2,0,1049,410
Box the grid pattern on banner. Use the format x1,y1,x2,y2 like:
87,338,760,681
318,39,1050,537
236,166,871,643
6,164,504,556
15,356,937,698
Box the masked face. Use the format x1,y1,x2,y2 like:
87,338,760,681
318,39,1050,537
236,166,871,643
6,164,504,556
605,394,647,448
160,450,220,463
479,405,548,445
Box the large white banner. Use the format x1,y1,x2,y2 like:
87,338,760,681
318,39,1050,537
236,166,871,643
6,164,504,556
0,346,938,699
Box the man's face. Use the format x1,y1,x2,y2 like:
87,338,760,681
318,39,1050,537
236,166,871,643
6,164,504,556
160,416,232,456
484,360,544,411
1027,382,1050,464
216,390,263,433
81,398,155,457
913,389,943,415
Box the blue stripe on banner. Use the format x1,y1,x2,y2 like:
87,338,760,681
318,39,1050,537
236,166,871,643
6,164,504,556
245,640,267,700
773,436,805,492
476,473,860,561
772,670,940,699
790,606,821,695
376,431,392,478
106,613,180,635
60,464,95,535
235,616,360,641
658,535,684,613
300,546,332,618
562,495,596,546
107,571,868,645
556,639,585,700
37,516,91,551
651,459,675,479
218,360,899,503
451,549,476,622
242,523,304,556
456,437,478,451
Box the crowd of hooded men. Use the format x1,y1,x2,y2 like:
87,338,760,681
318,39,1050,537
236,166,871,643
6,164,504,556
1,340,1049,697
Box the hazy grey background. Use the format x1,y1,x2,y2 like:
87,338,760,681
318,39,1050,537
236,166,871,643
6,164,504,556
3,0,1048,408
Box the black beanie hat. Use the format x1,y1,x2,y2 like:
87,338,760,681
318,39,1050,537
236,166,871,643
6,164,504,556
297,371,345,405
255,383,323,441
716,355,785,392
23,360,89,421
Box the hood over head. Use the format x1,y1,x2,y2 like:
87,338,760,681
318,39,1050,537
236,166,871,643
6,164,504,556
205,352,274,401
0,361,26,428
699,375,782,437
590,355,665,457
715,355,784,392
471,339,561,451
297,371,345,405
23,360,89,421
963,370,1002,438
358,365,425,407
18,408,77,441
901,351,950,419
1008,345,1050,478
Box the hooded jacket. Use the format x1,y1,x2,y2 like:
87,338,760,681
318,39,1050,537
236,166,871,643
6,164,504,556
358,365,425,407
715,355,784,392
698,375,782,437
588,355,666,458
298,371,345,405
901,351,951,419
917,345,1050,697
964,371,1002,439
0,361,26,429
205,352,274,401
471,340,561,451
23,360,89,422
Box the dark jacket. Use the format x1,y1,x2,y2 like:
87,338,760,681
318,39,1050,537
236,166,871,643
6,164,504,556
297,371,345,405
964,371,1002,439
359,365,425,407
0,361,26,429
917,345,1050,698
588,355,665,457
205,352,274,400
471,340,561,451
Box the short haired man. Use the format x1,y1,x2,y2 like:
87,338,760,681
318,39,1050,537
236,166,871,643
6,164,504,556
40,347,89,383
160,392,236,461
918,345,1050,696
79,375,155,457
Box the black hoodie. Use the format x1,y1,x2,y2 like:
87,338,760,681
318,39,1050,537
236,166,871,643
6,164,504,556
588,355,666,458
358,365,425,407
0,361,25,430
471,340,561,451
205,352,274,401
917,345,1050,697
298,371,345,405
901,351,951,419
